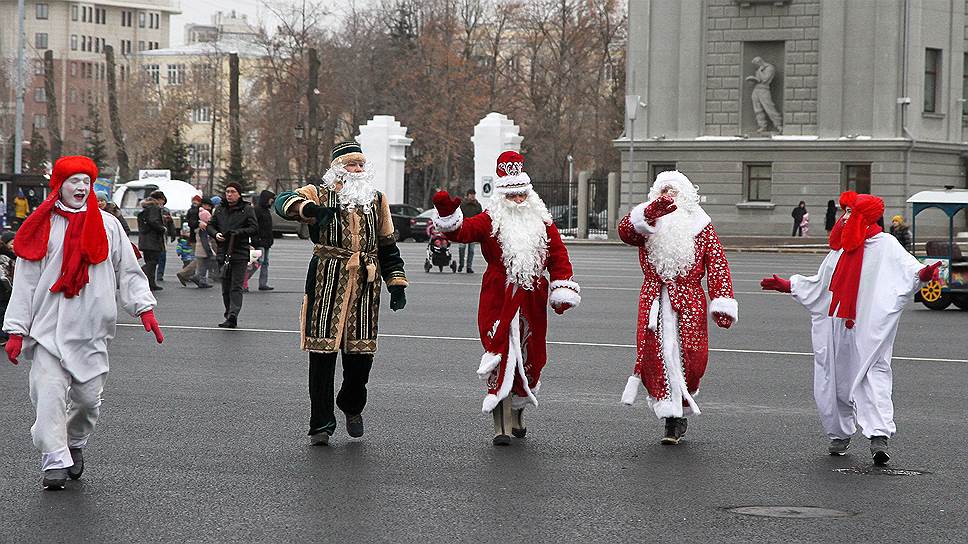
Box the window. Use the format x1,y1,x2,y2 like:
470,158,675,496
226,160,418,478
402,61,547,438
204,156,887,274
649,163,677,183
192,106,212,123
34,88,46,102
70,34,78,51
70,62,77,76
144,64,160,84
71,4,78,21
150,41,159,50
36,3,48,19
34,60,44,75
189,143,211,170
69,89,77,103
96,7,106,24
167,64,185,85
33,114,47,129
139,12,146,28
744,163,773,202
35,33,48,49
925,48,942,113
121,11,132,27
842,163,872,194
138,41,145,51
94,37,101,53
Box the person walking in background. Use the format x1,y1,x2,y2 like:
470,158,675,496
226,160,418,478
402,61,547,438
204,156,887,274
13,190,30,230
137,194,166,291
252,190,276,291
824,200,837,233
792,201,807,237
185,195,202,245
191,203,215,289
152,191,176,283
207,183,258,328
96,192,131,236
458,189,482,273
890,215,912,251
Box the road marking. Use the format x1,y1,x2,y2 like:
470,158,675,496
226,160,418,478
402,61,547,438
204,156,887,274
116,324,968,364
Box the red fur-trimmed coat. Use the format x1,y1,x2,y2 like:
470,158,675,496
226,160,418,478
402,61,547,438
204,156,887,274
618,204,736,406
438,208,579,412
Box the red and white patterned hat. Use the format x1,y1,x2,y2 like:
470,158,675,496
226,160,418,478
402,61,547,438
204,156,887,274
494,150,532,196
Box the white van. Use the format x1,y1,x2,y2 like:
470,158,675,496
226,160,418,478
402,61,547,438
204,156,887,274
113,179,202,232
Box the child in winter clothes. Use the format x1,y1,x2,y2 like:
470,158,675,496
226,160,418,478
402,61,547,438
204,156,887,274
175,225,195,266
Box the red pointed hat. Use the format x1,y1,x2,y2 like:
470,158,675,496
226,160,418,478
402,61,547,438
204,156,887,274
496,150,524,177
14,156,108,296
494,150,532,195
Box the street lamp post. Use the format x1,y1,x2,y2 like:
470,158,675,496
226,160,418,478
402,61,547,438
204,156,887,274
566,155,574,232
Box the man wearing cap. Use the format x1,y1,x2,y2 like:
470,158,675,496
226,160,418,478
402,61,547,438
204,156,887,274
431,150,579,445
761,191,941,464
3,156,164,490
207,183,258,328
274,142,408,444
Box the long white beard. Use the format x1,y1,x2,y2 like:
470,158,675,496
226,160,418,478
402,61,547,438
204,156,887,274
647,207,698,281
323,166,377,212
488,192,552,290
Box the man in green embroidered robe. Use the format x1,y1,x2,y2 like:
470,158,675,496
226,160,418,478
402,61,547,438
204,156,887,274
275,141,408,444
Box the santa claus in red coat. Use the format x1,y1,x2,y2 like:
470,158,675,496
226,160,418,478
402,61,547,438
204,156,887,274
432,151,580,446
618,170,737,445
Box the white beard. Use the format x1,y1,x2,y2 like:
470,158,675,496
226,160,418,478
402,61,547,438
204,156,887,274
646,206,698,281
323,166,377,212
488,192,552,290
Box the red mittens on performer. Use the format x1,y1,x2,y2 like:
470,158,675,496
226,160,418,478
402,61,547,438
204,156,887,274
760,274,792,293
553,303,572,315
644,195,677,224
433,191,461,218
918,261,942,282
713,313,733,329
140,310,164,344
5,334,23,365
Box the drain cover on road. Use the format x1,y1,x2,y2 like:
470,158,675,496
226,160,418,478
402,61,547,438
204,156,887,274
727,506,855,519
833,466,931,476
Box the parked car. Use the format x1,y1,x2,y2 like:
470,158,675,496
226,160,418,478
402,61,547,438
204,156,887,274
410,209,435,242
548,204,602,230
390,204,424,241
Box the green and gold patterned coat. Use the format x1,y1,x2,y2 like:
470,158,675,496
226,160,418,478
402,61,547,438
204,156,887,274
275,184,407,354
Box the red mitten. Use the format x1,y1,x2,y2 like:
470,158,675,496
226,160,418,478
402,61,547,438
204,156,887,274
759,274,792,293
5,334,23,365
644,195,677,223
919,261,942,282
713,313,733,329
140,310,165,344
432,191,461,218
553,303,572,315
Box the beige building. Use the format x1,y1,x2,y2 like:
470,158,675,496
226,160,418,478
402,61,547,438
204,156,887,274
622,0,968,235
0,0,179,157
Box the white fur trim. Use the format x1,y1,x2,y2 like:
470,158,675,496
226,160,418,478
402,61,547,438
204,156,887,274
482,311,520,414
549,279,580,293
493,172,533,196
549,287,581,309
477,352,501,379
629,202,656,236
432,207,463,232
709,297,739,323
621,376,640,405
647,297,660,331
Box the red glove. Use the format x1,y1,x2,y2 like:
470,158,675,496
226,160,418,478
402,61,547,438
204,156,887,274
760,274,792,293
713,313,733,329
5,334,22,365
644,195,677,224
553,303,573,315
140,310,165,344
919,261,942,282
432,191,461,218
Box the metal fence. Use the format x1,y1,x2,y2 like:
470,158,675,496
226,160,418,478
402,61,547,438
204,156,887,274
532,178,610,238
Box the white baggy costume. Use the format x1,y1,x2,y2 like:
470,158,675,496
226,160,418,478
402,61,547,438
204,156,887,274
790,232,924,440
3,157,157,472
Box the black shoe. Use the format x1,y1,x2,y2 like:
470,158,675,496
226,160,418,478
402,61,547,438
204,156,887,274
67,448,84,479
511,408,527,438
198,284,213,289
661,417,687,445
177,275,188,287
218,317,237,329
310,432,331,446
149,284,164,291
42,468,68,490
458,264,464,272
828,438,851,456
258,286,275,291
345,413,364,438
466,268,474,274
870,436,890,465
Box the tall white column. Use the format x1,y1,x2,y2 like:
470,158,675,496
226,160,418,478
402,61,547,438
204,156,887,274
470,113,523,205
357,115,412,204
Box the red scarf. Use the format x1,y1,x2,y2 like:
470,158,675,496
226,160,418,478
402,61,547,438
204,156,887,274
49,206,94,298
828,223,882,328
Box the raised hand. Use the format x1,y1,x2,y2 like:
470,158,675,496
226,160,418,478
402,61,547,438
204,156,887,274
644,195,677,223
918,261,943,282
432,191,461,217
140,310,165,344
759,274,792,293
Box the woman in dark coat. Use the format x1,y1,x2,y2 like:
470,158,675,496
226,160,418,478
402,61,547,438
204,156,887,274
252,190,276,291
824,200,837,233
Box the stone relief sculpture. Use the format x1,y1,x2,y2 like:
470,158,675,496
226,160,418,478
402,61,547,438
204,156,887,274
745,56,783,134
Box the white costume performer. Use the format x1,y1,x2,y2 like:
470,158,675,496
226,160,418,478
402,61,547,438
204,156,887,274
4,156,164,490
761,191,939,464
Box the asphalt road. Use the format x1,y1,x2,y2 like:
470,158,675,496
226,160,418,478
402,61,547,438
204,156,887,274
0,238,965,543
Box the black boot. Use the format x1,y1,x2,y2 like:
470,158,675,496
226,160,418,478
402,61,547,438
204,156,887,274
218,316,237,328
42,468,68,490
661,417,687,445
67,448,84,480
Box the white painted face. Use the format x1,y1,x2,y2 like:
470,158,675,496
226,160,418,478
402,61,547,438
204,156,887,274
59,174,91,209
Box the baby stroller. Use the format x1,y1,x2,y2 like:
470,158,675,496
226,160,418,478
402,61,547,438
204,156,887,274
424,225,458,273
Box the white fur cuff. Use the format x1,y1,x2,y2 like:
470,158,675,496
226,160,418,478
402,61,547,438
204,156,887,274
629,202,656,236
432,207,463,233
549,287,581,309
709,297,738,322
621,376,640,405
477,352,501,379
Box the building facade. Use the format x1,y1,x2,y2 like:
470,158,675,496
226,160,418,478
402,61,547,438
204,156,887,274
0,0,179,165
621,0,968,235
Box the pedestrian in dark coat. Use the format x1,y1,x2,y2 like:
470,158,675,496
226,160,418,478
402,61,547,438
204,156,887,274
206,183,258,328
824,200,837,233
252,189,276,291
791,201,807,237
137,197,166,291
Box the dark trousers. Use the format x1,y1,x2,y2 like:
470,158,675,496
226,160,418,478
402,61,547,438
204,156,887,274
157,249,167,279
458,243,475,269
220,260,246,319
308,351,374,436
792,221,803,237
141,250,161,289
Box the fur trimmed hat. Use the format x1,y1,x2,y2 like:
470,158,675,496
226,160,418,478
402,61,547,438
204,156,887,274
331,141,365,166
493,150,532,196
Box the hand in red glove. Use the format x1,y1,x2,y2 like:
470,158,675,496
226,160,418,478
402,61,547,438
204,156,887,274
552,303,573,315
140,310,164,344
713,313,733,329
918,261,943,282
760,274,792,293
644,195,677,224
432,190,461,218
5,334,22,365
